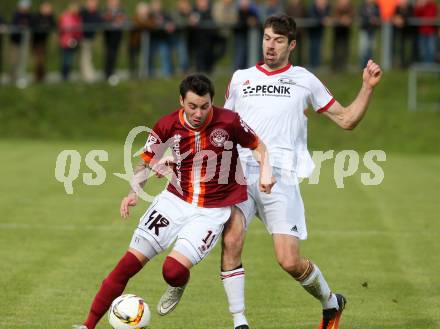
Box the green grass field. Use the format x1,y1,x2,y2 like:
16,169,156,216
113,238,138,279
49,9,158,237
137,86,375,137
0,139,439,329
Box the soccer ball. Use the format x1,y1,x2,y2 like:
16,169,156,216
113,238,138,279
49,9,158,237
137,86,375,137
108,294,151,329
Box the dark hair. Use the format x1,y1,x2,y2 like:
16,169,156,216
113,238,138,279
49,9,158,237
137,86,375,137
264,14,297,43
179,74,215,100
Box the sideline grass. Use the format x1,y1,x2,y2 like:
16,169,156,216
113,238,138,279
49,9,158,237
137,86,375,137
0,140,439,329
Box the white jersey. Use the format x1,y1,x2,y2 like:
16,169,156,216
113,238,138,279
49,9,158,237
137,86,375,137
224,63,334,177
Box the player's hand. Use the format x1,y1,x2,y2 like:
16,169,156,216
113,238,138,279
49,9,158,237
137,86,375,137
259,175,276,194
120,193,138,219
259,165,276,194
151,156,174,178
363,59,382,89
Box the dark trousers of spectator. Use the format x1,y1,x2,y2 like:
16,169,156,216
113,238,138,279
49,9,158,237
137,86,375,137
10,43,22,83
234,33,248,70
173,31,189,74
392,29,413,68
437,39,440,63
309,30,323,68
332,27,350,71
412,33,419,63
195,47,213,73
60,47,76,80
149,37,173,77
418,34,437,63
212,34,227,65
104,31,122,79
33,42,48,82
359,30,375,68
0,36,3,82
128,45,140,78
194,30,216,73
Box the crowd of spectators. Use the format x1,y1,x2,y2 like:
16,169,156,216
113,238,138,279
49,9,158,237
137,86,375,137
0,0,439,85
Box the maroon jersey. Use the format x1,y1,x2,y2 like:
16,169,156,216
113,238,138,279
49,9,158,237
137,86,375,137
141,106,259,208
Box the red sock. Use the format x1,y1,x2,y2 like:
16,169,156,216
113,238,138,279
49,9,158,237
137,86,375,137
83,252,143,329
162,256,190,287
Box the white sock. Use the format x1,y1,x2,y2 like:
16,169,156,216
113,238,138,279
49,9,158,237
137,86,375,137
300,264,338,310
221,267,248,327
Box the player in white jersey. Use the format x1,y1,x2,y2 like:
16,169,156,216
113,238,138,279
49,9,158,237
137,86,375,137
219,14,382,329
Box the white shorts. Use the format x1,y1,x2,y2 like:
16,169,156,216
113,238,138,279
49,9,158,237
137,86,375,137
130,190,231,264
237,165,307,240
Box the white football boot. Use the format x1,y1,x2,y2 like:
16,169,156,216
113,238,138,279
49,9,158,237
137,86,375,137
157,285,186,316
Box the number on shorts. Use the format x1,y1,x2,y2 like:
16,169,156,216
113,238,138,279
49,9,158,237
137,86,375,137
202,230,216,249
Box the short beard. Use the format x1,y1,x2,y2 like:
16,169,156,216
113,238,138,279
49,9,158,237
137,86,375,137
264,53,290,70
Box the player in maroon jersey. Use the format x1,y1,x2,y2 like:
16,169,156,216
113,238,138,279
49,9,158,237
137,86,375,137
73,74,274,329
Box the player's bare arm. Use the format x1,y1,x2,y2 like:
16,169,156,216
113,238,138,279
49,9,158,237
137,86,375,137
120,154,176,218
120,160,151,219
150,155,175,179
323,59,382,130
252,141,276,194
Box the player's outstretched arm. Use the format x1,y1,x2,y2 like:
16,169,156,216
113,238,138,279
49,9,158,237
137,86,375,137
151,156,174,178
252,141,276,194
120,160,151,219
323,59,382,130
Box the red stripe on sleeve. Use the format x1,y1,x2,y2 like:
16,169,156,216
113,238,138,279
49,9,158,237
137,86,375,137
317,98,335,113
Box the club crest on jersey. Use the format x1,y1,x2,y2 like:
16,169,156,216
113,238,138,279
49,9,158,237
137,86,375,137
209,128,229,147
278,77,296,85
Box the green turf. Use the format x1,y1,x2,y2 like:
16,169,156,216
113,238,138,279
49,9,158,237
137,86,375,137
0,140,439,329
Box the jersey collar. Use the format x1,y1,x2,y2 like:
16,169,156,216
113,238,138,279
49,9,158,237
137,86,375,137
256,61,292,76
178,107,214,132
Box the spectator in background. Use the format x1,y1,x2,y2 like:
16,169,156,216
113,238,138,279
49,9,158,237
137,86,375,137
191,0,218,73
331,0,354,71
392,0,414,68
31,2,55,82
359,0,381,67
234,0,259,70
308,0,331,69
80,0,102,82
213,0,238,69
10,0,33,84
128,2,154,78
102,0,126,83
286,0,308,66
59,3,82,81
149,0,174,77
413,0,438,63
259,0,284,21
438,28,440,63
172,0,193,74
376,0,399,22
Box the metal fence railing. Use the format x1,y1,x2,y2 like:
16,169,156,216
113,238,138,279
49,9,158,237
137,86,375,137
0,18,439,86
